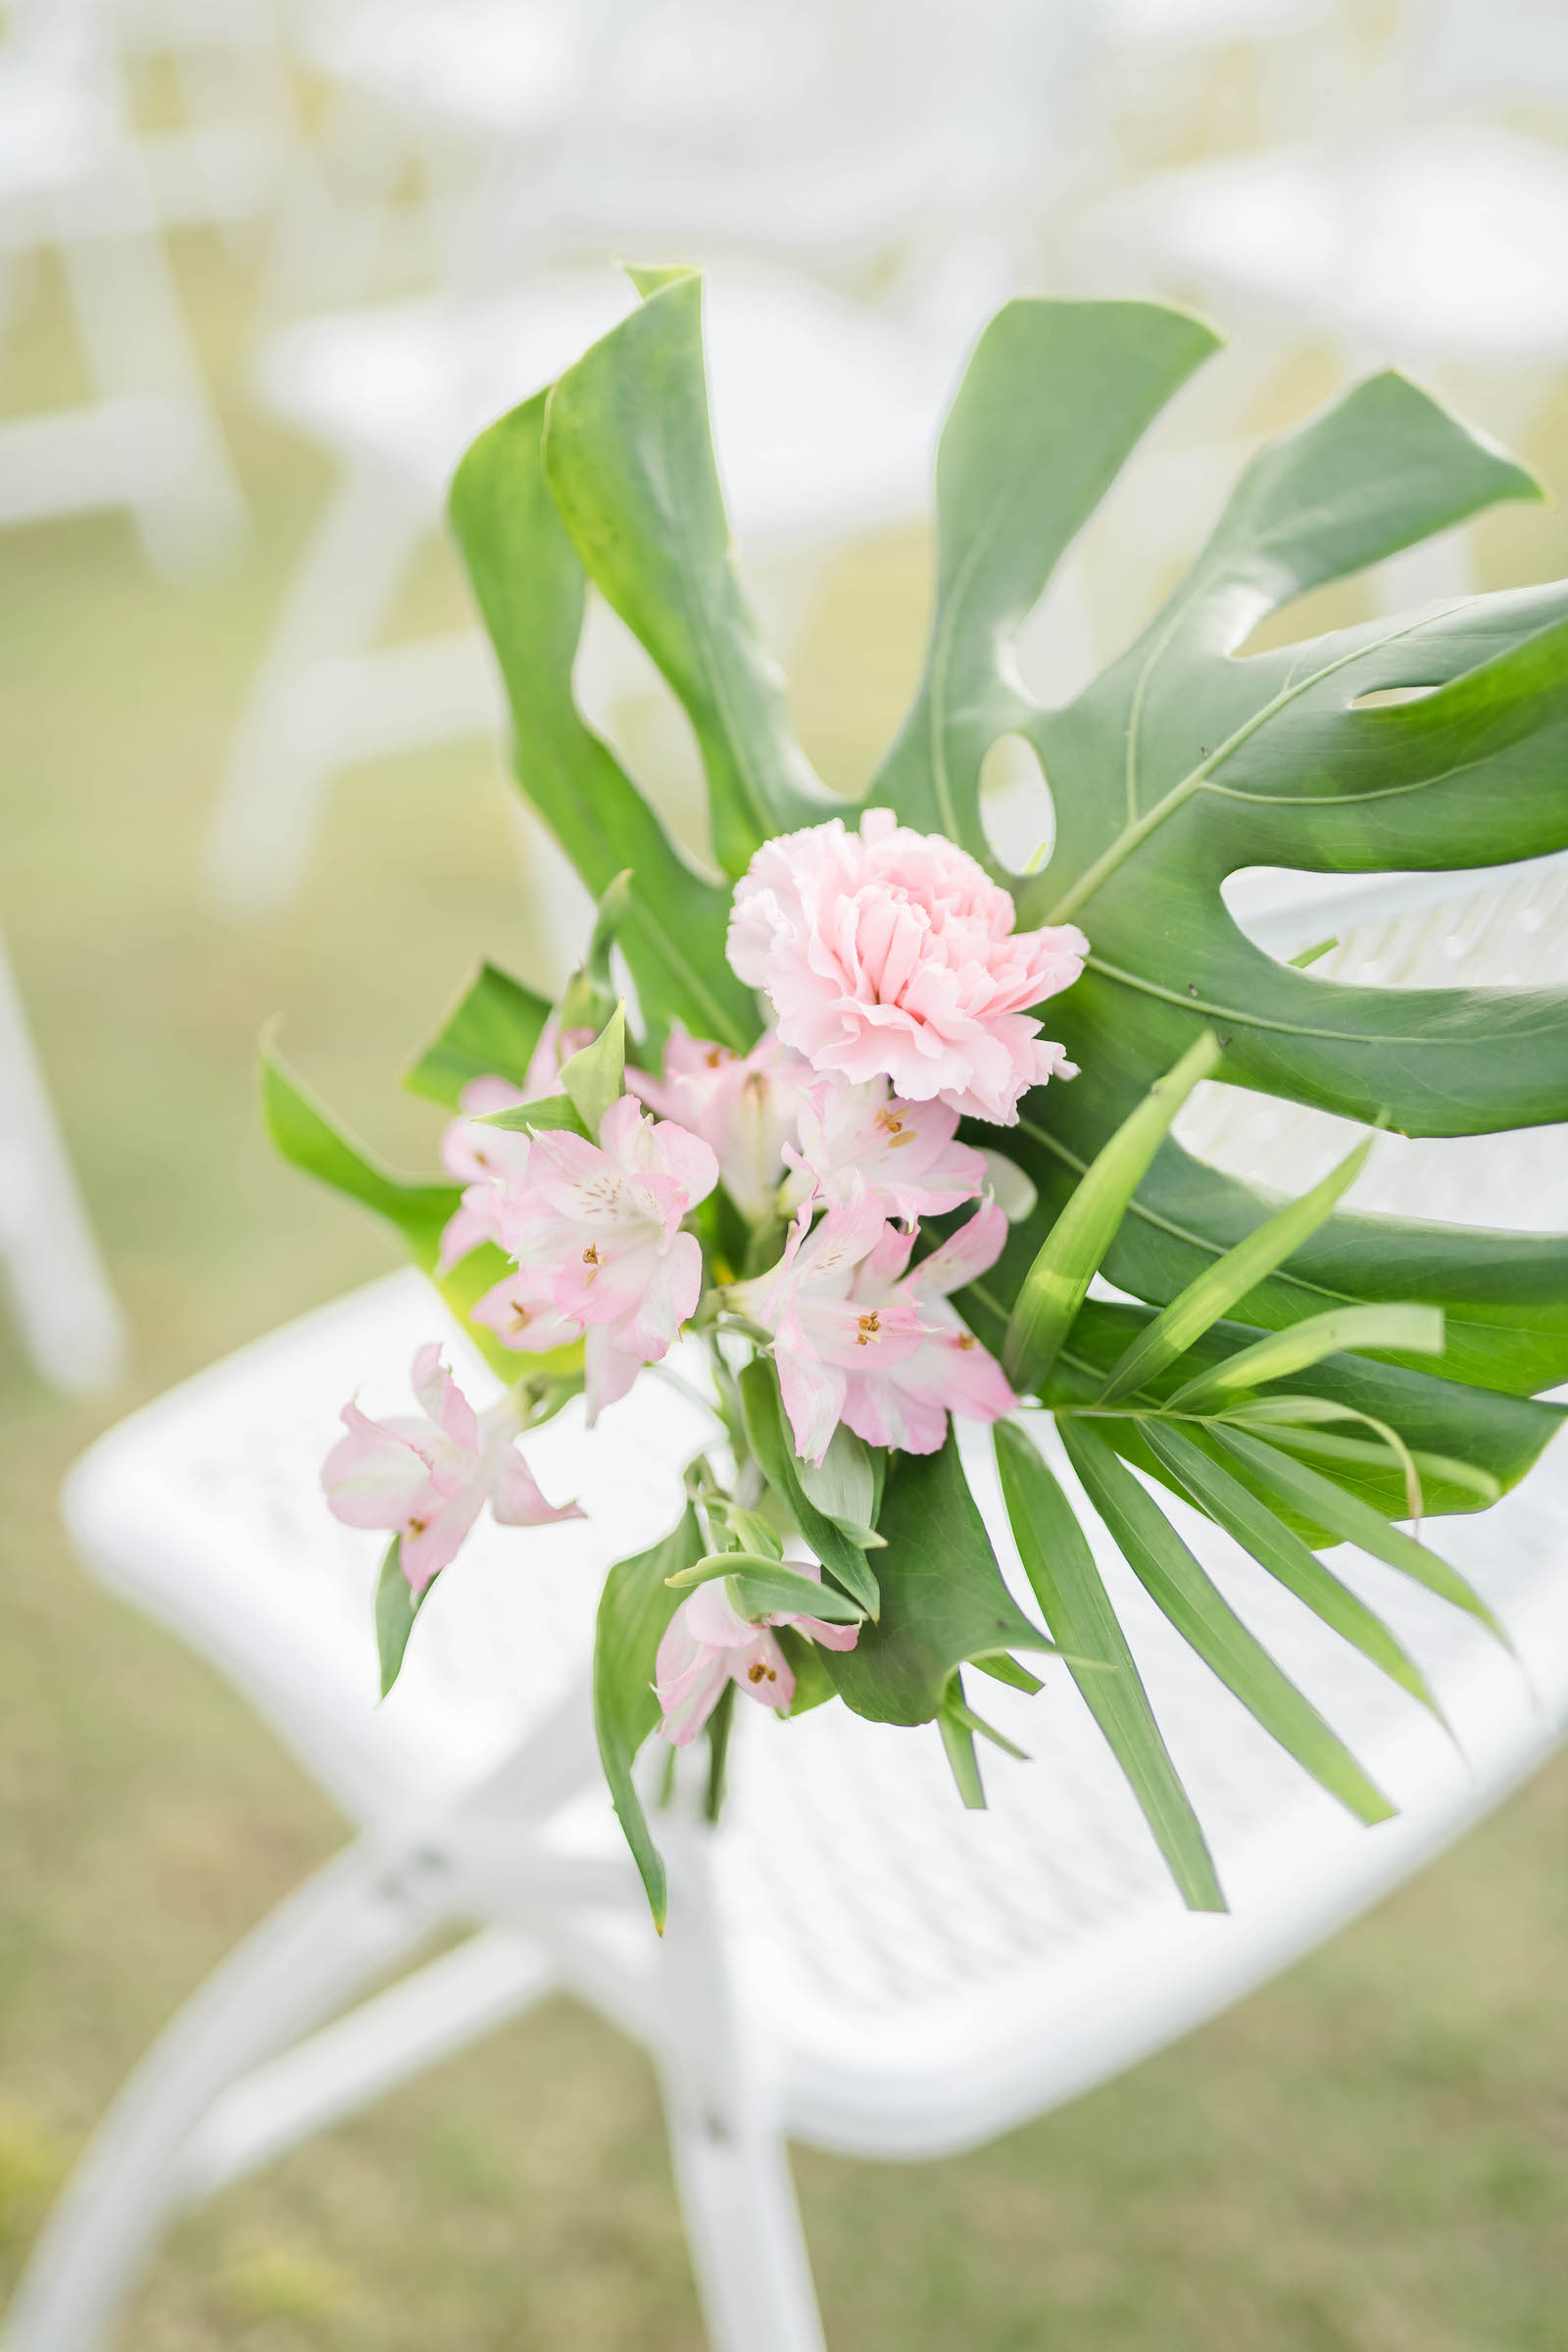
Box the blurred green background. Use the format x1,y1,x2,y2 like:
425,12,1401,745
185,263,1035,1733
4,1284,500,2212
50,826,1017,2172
5,194,1568,2352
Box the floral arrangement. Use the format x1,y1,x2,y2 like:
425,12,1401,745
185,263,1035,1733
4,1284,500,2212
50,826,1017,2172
266,272,1568,1926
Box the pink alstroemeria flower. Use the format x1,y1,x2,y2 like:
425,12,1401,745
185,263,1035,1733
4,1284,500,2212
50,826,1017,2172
437,1076,533,1272
782,1073,986,1229
727,807,1087,1125
322,1343,581,1595
627,1025,811,1223
473,1094,719,1419
654,1562,859,1745
743,1191,1015,1462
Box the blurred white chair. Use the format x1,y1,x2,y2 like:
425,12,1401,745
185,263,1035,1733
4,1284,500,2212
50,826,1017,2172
108,0,302,239
0,1,246,576
1087,0,1568,605
0,931,125,1396
7,858,1567,2351
206,0,1095,950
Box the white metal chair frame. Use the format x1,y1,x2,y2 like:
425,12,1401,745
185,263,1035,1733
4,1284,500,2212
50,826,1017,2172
0,3,246,578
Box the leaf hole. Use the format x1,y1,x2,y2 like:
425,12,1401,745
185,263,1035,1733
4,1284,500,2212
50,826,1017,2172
1350,685,1440,710
979,734,1054,877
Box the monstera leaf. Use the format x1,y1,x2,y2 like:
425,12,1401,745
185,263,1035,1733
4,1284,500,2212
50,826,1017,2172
869,308,1568,1397
434,275,1568,1907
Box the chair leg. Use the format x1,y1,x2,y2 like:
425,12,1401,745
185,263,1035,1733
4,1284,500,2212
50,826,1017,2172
51,151,247,582
205,461,429,911
0,1837,449,2352
656,1818,827,2352
0,932,125,1396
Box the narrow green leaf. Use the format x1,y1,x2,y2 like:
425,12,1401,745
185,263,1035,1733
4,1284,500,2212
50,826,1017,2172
1227,1413,1501,1506
1215,1427,1511,1643
1098,1138,1372,1404
478,1093,590,1137
374,1540,428,1699
592,1505,704,1931
403,959,553,1108
560,869,635,1032
946,1684,1032,1760
994,1419,1226,1911
971,1650,1045,1695
1166,1304,1445,1412
1060,1421,1395,1826
1141,1423,1446,1724
1004,1032,1221,1394
703,1500,784,1558
665,1549,800,1590
938,1706,988,1809
1288,937,1339,969
560,1002,626,1141
738,1357,880,1616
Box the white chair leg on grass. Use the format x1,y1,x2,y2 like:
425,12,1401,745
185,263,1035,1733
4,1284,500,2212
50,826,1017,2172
0,1838,455,2352
658,1803,827,2352
0,931,124,1395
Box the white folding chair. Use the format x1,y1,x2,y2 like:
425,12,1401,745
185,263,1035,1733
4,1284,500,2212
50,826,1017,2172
8,858,1567,2351
0,2,246,578
205,0,1096,935
0,930,125,1396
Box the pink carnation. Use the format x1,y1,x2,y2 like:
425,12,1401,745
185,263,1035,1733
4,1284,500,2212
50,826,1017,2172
727,808,1087,1125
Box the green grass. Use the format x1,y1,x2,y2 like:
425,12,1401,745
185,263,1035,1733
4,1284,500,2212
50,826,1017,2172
3,223,1568,2350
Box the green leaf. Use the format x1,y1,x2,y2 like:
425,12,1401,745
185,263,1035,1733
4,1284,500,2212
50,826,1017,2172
872,298,1221,862
665,1551,865,1623
560,1002,626,1141
1003,1033,1221,1394
592,1505,704,1930
1097,1137,1372,1403
1059,1421,1395,1826
542,274,833,878
728,1568,867,1625
1140,1422,1446,1723
1226,1408,1501,1506
737,1358,880,1616
1013,1126,1568,1397
403,959,553,1108
374,1540,428,1699
863,318,1568,1405
938,1702,988,1809
994,1419,1225,1910
1165,1304,1446,1412
1215,1427,1511,1644
260,1033,579,1385
822,1428,1054,1726
795,1424,878,1535
774,1625,840,1716
448,389,757,1050
477,1093,589,1138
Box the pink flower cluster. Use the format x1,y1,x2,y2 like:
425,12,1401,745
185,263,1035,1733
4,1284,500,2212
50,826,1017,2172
325,814,1085,1738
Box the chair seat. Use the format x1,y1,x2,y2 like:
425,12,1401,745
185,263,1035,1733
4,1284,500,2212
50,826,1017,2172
251,267,954,548
63,1252,1568,2161
1100,126,1568,362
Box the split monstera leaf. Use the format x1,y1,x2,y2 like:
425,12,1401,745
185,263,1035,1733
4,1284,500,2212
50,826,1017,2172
267,268,1568,1927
